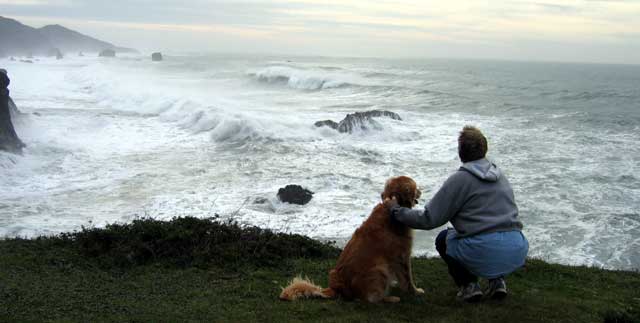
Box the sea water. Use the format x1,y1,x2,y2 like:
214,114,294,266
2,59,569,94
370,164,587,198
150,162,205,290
1,54,638,270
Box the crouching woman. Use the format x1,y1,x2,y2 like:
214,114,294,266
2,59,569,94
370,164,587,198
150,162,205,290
386,126,528,302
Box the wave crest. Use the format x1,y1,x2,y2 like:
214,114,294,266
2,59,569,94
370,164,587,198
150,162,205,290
248,66,364,90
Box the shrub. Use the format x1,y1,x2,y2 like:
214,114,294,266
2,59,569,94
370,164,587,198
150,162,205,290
59,216,340,269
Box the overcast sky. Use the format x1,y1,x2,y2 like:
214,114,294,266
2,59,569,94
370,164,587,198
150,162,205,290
2,0,639,64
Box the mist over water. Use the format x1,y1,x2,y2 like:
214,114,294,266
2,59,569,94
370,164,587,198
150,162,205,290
1,54,639,270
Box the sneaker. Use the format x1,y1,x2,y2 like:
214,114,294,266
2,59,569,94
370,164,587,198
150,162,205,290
485,278,508,300
457,282,483,302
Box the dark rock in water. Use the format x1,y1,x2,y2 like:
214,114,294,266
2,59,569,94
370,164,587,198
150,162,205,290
56,52,63,60
9,57,15,61
20,59,33,64
78,52,84,57
277,185,314,205
314,120,339,130
151,52,163,61
0,70,26,154
314,110,402,133
99,49,116,57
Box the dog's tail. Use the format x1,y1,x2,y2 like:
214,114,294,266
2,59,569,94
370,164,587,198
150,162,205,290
279,276,337,301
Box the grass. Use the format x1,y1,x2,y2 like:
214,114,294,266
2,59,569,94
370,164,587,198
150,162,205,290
0,217,638,323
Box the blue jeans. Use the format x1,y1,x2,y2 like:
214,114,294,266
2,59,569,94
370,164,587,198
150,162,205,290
436,229,529,285
435,229,477,287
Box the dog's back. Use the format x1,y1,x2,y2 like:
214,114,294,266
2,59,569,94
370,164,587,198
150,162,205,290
329,203,413,301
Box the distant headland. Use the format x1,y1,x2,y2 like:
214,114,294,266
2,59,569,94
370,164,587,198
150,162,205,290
0,16,137,57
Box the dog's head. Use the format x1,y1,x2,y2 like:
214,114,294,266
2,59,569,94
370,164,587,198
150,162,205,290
381,176,421,208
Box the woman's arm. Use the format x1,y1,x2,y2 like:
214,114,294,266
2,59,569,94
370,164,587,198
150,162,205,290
389,173,466,230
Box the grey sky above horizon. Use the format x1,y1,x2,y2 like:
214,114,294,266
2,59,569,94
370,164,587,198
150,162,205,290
1,0,639,64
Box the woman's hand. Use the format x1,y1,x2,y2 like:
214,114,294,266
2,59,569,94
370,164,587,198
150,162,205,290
384,196,399,210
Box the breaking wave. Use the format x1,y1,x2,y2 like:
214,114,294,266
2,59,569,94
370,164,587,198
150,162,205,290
247,65,368,90
63,64,318,144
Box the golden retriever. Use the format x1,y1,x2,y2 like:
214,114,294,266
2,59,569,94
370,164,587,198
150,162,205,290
279,176,424,303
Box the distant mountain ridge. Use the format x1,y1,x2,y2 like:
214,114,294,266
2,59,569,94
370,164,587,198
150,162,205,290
0,16,136,57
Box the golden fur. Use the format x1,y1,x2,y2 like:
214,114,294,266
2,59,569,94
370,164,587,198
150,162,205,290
279,176,424,303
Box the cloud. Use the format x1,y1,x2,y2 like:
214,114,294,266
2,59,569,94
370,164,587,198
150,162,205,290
0,0,70,5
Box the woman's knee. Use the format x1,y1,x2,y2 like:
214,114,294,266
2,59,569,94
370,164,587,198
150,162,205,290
435,229,448,254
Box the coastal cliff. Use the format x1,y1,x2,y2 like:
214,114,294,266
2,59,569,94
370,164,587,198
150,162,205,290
0,217,637,322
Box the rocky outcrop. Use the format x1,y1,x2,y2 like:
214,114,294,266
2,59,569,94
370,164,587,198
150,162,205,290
314,110,402,133
277,185,314,205
0,69,25,154
99,49,116,57
151,52,163,61
313,120,339,129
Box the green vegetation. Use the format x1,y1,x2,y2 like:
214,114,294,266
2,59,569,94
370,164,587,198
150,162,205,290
1,217,638,322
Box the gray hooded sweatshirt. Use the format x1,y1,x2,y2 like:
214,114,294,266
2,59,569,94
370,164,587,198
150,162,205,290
391,158,523,237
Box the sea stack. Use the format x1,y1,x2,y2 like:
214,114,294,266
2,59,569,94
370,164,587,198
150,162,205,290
47,48,63,59
0,69,26,154
151,52,163,61
314,110,402,134
277,185,314,205
99,49,116,57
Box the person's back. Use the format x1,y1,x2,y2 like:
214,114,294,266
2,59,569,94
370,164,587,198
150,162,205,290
447,158,522,238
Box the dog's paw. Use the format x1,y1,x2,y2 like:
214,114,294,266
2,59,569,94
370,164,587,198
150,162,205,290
413,287,425,295
383,296,401,303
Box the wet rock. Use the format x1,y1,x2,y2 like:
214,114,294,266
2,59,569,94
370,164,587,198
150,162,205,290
277,185,314,205
151,52,163,61
314,110,402,133
0,69,25,154
313,120,339,130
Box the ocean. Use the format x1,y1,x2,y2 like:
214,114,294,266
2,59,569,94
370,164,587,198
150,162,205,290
1,54,638,270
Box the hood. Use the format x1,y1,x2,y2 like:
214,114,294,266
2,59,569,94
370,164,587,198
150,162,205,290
461,158,501,182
